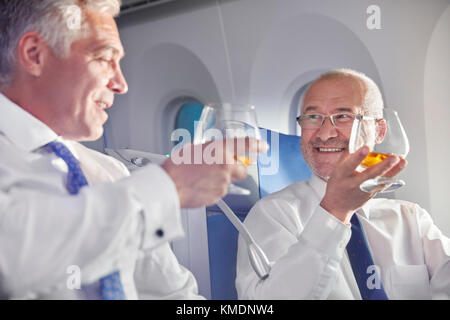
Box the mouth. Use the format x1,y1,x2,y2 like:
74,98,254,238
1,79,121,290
96,101,112,110
315,147,345,153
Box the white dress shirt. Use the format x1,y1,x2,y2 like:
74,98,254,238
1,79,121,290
0,93,202,299
236,174,450,300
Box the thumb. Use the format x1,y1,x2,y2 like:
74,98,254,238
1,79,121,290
341,146,370,173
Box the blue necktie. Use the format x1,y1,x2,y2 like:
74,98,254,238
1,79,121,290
346,214,388,300
47,141,126,300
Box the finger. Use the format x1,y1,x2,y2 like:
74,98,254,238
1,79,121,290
254,138,270,153
195,187,227,207
229,163,247,182
383,158,407,178
359,155,400,182
242,137,269,154
225,137,269,155
341,145,370,174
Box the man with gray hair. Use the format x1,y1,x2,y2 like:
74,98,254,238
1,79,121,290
0,0,267,299
236,69,450,299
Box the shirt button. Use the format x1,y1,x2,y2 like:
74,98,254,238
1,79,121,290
156,229,164,238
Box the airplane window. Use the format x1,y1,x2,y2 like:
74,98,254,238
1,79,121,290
174,101,204,144
291,83,311,136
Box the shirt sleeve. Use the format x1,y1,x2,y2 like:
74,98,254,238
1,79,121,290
417,205,450,299
0,164,183,299
236,197,351,299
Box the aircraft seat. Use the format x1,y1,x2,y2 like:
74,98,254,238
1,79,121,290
206,129,311,299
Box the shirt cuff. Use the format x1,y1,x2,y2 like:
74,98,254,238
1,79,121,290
130,164,184,250
298,205,351,261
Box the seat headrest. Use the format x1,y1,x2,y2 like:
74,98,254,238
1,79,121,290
258,129,311,198
207,128,311,216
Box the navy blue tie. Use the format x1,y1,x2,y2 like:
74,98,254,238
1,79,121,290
47,141,126,300
346,214,388,300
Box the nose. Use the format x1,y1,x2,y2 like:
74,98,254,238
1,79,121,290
316,116,338,141
107,65,128,95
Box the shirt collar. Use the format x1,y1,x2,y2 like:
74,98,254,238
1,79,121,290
0,93,59,152
309,172,370,219
309,173,327,199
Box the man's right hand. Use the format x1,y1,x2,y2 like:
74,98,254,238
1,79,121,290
320,146,407,225
161,138,269,208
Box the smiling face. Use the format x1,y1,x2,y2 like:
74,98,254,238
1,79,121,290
38,9,128,141
300,75,365,180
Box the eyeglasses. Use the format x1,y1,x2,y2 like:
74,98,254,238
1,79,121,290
296,113,374,129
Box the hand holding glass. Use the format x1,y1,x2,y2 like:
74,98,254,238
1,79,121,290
349,108,409,193
193,103,261,195
193,103,272,279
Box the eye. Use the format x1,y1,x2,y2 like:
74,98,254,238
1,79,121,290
307,114,321,120
335,113,353,121
98,57,112,64
95,52,115,63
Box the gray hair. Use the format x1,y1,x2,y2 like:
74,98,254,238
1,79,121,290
300,68,384,118
0,0,121,89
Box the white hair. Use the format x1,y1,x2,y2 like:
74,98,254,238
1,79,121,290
301,68,384,118
0,0,121,89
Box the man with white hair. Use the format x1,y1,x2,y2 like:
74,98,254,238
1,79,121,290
0,0,267,299
236,69,450,299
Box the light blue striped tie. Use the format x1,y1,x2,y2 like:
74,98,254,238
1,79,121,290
47,141,126,300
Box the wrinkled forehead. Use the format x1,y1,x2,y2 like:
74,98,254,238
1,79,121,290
301,76,365,114
77,9,124,56
85,9,119,35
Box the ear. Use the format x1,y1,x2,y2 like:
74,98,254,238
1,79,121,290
16,31,49,77
375,118,387,144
